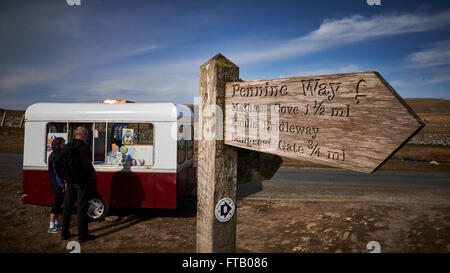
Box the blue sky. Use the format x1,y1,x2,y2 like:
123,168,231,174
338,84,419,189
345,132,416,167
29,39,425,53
0,0,449,109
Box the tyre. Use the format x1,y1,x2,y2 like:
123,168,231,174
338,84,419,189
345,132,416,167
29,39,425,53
87,195,108,221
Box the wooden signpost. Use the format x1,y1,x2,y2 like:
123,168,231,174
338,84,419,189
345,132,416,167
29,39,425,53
196,54,424,253
197,54,239,253
224,72,424,173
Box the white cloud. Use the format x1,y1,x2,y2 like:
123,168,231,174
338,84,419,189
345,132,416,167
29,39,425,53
53,58,203,104
0,44,160,91
402,39,450,85
286,64,363,78
390,80,410,87
231,10,450,64
408,39,450,67
389,67,450,88
428,69,450,84
125,45,160,57
0,66,68,91
3,9,450,108
82,10,450,103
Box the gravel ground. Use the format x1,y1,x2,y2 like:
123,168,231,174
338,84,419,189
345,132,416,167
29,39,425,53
1,178,449,253
409,134,450,146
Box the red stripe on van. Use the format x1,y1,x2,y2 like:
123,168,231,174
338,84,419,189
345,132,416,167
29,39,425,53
22,168,196,209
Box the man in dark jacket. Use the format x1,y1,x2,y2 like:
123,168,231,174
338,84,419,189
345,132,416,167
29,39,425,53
61,126,96,242
47,137,66,234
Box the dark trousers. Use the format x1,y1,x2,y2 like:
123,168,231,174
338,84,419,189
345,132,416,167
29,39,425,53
62,183,89,239
50,187,65,215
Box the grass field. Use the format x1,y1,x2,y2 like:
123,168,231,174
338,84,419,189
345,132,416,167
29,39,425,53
1,98,449,172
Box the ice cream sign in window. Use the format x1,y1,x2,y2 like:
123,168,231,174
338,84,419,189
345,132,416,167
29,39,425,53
106,123,154,166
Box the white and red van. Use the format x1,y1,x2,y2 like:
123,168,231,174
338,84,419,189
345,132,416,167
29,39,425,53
22,102,196,220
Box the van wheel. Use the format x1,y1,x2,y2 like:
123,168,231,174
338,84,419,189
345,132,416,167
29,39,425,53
87,196,108,221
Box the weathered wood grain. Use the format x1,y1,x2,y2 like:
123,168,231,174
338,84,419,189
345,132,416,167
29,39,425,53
224,72,424,173
196,54,239,252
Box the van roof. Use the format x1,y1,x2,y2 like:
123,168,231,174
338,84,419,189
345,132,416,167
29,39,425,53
25,103,192,122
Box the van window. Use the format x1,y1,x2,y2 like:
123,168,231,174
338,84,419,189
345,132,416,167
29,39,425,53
46,122,68,162
93,123,107,164
104,122,154,166
187,125,194,160
68,123,93,154
177,125,186,165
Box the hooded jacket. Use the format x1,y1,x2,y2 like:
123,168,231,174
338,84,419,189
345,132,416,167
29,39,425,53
48,148,65,193
66,139,95,185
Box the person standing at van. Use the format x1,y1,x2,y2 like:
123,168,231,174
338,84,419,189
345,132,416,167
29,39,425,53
61,126,96,243
47,137,66,234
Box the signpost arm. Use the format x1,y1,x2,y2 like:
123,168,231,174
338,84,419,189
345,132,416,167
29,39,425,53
196,54,239,253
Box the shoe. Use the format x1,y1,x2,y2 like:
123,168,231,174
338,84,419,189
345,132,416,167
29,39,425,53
78,234,95,243
61,232,72,240
55,223,62,229
48,226,61,234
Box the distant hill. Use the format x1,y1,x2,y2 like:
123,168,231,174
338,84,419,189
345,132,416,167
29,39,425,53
0,109,25,116
404,98,450,113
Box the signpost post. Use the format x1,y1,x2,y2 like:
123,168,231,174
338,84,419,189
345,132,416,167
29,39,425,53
196,54,239,253
196,54,424,253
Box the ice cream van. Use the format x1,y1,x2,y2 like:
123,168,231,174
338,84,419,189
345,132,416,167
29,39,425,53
22,102,196,220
